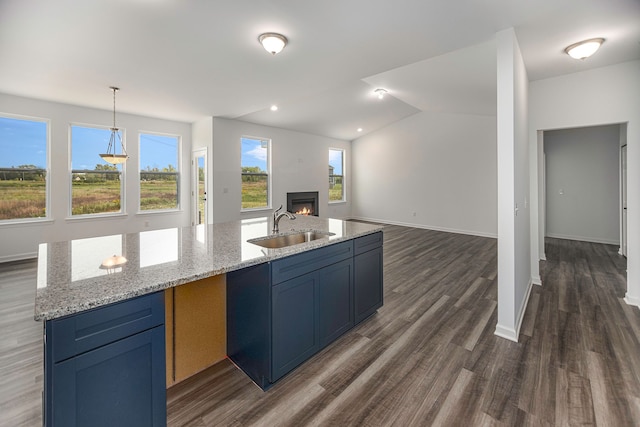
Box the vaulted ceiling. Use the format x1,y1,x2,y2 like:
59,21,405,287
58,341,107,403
1,0,638,141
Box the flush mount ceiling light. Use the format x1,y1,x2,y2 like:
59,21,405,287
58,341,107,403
270,105,278,111
564,38,605,60
374,88,388,99
259,33,288,55
99,86,128,164
357,128,363,132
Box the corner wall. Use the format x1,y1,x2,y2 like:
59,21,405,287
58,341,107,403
0,93,192,262
495,28,531,342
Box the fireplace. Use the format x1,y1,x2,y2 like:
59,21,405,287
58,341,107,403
287,191,319,216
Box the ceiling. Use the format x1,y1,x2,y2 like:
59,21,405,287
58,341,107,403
0,0,638,141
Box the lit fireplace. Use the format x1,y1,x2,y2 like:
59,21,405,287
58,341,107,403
287,191,319,217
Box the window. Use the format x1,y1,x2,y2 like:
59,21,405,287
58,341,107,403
70,125,123,216
0,115,48,221
139,133,180,211
329,148,344,202
241,136,270,210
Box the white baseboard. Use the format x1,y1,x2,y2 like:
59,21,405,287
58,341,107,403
349,216,497,239
494,325,518,342
624,294,640,308
0,252,37,264
531,275,542,286
494,277,534,343
545,233,619,246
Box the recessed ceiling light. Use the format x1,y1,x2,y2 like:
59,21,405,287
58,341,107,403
374,88,387,99
270,105,278,111
564,38,605,60
258,33,288,55
357,128,363,132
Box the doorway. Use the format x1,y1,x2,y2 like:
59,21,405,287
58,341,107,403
192,149,207,225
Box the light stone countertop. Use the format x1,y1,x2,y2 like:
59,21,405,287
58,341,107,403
34,216,383,321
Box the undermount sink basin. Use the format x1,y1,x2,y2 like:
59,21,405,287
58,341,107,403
249,230,334,249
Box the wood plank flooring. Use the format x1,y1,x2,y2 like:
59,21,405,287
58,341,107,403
1,226,639,426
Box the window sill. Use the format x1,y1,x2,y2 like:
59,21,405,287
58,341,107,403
328,200,347,205
241,207,272,213
65,213,128,223
0,218,54,228
136,209,182,216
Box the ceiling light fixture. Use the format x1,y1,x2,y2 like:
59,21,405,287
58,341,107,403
374,88,387,99
564,38,605,60
99,86,128,164
259,33,288,55
357,128,363,132
270,105,278,111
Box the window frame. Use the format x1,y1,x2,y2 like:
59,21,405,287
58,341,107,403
68,123,126,218
138,131,182,213
241,135,272,212
328,148,345,203
0,113,51,224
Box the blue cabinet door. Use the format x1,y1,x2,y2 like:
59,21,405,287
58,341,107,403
271,271,319,381
50,326,166,427
354,246,383,324
318,258,354,347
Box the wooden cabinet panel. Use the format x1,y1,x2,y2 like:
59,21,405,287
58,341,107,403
172,275,226,383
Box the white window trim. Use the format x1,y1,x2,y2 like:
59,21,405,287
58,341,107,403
241,135,272,212
0,112,51,223
137,131,182,213
328,147,346,204
69,123,126,217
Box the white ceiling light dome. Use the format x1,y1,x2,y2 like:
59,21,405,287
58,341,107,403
564,38,605,60
259,33,288,55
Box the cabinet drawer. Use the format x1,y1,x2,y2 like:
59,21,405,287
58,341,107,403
272,240,353,285
354,231,383,255
50,292,165,363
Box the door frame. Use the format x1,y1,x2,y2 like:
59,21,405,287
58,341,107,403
192,148,208,226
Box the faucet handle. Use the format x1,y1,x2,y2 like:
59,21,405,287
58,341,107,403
274,205,283,215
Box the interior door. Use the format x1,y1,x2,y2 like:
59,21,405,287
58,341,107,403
192,149,207,225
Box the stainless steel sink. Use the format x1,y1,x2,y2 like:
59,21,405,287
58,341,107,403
248,230,334,249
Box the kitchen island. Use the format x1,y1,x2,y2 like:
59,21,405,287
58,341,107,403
35,216,383,426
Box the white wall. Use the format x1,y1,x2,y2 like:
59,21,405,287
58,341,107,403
544,125,620,244
0,93,192,262
529,60,640,308
351,111,497,237
208,117,352,223
495,28,531,342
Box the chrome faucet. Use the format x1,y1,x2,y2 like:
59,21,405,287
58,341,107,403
272,205,296,233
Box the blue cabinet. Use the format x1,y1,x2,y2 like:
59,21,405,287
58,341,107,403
272,271,320,381
44,292,166,427
228,235,381,390
354,231,384,323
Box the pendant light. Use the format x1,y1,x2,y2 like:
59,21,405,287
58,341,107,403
99,86,128,164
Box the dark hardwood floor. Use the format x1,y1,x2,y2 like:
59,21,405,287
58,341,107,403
1,226,639,426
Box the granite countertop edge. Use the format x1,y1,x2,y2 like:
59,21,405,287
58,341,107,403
34,220,384,322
